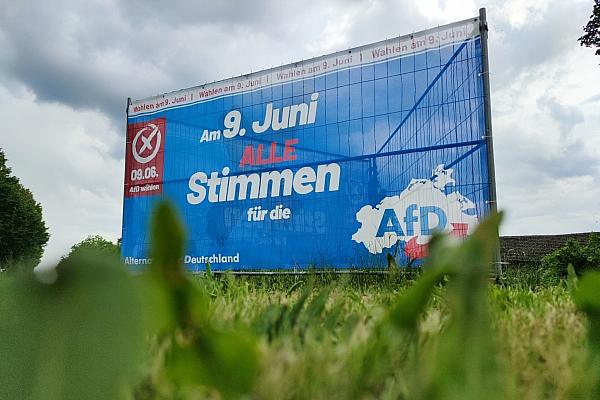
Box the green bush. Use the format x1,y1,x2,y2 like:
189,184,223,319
542,233,600,277
58,235,120,267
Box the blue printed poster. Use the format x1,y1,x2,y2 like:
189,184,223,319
122,16,493,271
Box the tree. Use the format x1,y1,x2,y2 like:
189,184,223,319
0,149,49,267
579,0,600,56
62,235,120,261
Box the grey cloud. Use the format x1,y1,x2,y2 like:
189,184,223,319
339,1,430,47
494,126,600,234
0,0,591,123
533,139,599,179
496,121,598,185
0,0,423,127
121,1,289,28
537,95,584,137
488,1,590,90
0,0,176,122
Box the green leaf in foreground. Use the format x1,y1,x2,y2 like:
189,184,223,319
0,252,144,400
424,212,507,400
573,272,600,344
147,201,259,398
383,212,509,400
573,271,600,398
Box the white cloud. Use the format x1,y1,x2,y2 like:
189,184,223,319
415,0,478,22
495,0,549,28
0,85,123,262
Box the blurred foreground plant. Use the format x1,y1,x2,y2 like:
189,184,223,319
571,269,600,398
0,251,144,400
0,201,258,400
349,212,510,400
142,202,258,398
2,205,599,400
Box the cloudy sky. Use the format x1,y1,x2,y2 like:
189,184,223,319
0,0,598,264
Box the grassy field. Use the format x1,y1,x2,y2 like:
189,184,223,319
2,206,599,400
126,270,584,400
0,266,592,400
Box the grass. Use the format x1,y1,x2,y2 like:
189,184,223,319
0,266,588,399
152,273,582,400
1,205,598,399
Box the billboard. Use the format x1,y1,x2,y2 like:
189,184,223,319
122,11,497,271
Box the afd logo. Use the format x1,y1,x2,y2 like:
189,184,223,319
352,165,479,257
376,205,448,237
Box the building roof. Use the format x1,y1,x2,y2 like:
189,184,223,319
499,232,596,264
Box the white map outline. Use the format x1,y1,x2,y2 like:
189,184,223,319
352,165,479,255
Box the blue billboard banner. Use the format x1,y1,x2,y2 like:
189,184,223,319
122,16,493,271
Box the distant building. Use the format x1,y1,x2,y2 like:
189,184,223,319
500,233,596,264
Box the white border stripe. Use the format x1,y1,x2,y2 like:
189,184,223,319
129,17,479,118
